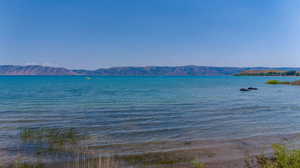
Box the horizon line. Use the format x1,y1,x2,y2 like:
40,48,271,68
2,64,300,71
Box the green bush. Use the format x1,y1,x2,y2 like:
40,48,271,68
247,144,300,168
266,80,290,85
270,144,300,168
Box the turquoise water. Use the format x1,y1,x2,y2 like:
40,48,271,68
1,76,300,149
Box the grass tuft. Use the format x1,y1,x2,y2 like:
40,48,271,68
118,151,192,166
13,162,45,168
191,159,206,168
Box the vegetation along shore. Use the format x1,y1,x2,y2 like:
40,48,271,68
2,128,300,168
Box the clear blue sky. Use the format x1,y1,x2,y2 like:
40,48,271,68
1,0,300,69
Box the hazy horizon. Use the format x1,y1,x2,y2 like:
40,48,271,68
1,0,300,69
4,64,300,71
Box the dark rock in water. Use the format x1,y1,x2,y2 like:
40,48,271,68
248,87,258,90
240,88,250,91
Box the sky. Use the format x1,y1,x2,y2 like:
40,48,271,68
1,0,300,69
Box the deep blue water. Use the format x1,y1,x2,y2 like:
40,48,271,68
1,76,300,148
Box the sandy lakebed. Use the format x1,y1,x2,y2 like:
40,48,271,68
1,133,300,168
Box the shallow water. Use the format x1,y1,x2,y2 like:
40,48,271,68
1,76,300,151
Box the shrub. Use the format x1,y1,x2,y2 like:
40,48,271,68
266,80,290,85
246,144,300,168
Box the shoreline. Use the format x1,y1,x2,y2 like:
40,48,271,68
2,133,300,167
90,133,300,167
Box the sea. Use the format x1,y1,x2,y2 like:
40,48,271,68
1,76,300,152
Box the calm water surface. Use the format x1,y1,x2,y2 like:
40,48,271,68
1,76,300,149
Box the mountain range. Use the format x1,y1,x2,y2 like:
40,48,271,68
1,65,300,76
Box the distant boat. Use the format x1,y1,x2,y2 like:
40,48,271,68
85,77,92,80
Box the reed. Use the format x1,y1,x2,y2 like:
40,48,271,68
20,128,86,146
19,127,89,156
64,155,120,168
2,154,120,168
15,127,122,168
15,127,206,168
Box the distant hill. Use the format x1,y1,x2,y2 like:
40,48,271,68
82,66,246,76
0,65,76,75
1,65,300,76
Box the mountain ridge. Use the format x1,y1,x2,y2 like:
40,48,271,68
2,65,300,76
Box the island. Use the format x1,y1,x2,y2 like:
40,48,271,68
235,70,300,76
